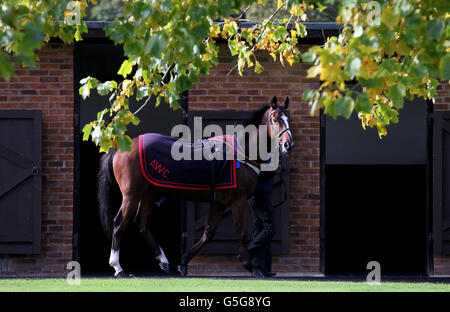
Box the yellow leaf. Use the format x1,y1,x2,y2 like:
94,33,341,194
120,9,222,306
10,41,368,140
290,30,297,39
285,51,295,66
289,4,304,16
255,61,263,74
210,23,220,38
377,123,387,138
279,53,285,66
307,65,321,78
320,63,342,83
221,29,228,39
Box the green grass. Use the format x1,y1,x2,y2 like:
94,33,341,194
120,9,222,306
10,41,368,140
0,278,450,292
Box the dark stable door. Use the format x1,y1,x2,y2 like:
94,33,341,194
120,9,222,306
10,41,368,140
434,111,450,255
0,110,42,254
325,164,427,275
183,111,290,255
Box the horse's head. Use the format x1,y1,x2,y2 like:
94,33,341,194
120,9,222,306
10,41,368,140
265,96,294,155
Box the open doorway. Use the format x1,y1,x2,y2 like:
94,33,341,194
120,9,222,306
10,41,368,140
75,41,184,275
323,99,430,275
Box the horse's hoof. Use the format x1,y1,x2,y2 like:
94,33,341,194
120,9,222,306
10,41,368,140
177,265,187,276
114,271,130,278
159,262,170,274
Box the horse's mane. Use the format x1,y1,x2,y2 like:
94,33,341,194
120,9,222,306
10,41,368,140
246,105,269,126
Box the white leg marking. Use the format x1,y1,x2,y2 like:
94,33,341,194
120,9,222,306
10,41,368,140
109,249,123,275
156,246,169,264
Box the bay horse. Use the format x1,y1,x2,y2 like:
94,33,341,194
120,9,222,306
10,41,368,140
97,96,294,277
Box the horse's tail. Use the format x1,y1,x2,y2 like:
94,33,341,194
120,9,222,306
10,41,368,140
97,149,117,240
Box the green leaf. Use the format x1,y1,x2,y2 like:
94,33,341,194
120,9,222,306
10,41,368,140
228,39,240,56
99,136,113,153
82,123,93,141
124,40,144,57
175,74,192,92
136,85,149,100
117,59,134,78
88,77,100,89
359,77,384,89
355,93,372,113
117,135,133,152
439,54,450,80
302,89,315,101
97,81,117,95
107,25,130,43
74,22,88,41
381,7,399,28
324,99,336,118
91,125,103,145
273,26,289,41
302,51,316,63
131,114,140,126
345,57,361,79
0,53,15,81
353,25,363,38
217,0,233,17
223,21,239,37
97,108,109,121
145,33,167,57
295,23,307,38
426,19,445,41
404,15,422,29
388,84,406,108
79,84,90,100
74,28,83,41
112,121,127,136
335,96,354,119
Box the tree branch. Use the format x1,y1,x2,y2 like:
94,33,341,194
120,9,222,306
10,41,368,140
132,65,174,115
226,1,287,77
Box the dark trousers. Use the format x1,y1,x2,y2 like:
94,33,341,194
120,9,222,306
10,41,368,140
248,177,276,273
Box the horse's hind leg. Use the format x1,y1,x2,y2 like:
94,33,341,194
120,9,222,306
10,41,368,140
230,197,251,272
109,195,139,278
178,202,226,276
137,192,170,273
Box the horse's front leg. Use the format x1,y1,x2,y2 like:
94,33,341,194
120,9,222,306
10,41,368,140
178,201,226,276
109,196,138,278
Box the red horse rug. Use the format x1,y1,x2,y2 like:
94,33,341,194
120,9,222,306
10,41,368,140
139,133,238,191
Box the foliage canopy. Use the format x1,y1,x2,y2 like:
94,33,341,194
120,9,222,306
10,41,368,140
0,0,449,152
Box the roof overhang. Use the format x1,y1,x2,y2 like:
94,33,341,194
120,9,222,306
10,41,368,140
82,21,341,43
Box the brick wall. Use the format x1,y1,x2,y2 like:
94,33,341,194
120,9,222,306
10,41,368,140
433,82,450,275
188,44,450,276
188,44,321,275
0,43,74,277
0,40,447,277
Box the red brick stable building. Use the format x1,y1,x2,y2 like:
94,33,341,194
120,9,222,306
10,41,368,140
0,22,449,277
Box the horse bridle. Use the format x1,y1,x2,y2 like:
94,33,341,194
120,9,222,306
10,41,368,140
268,109,291,141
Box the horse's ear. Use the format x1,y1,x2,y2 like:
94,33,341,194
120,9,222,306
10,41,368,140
284,97,289,109
270,96,277,108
